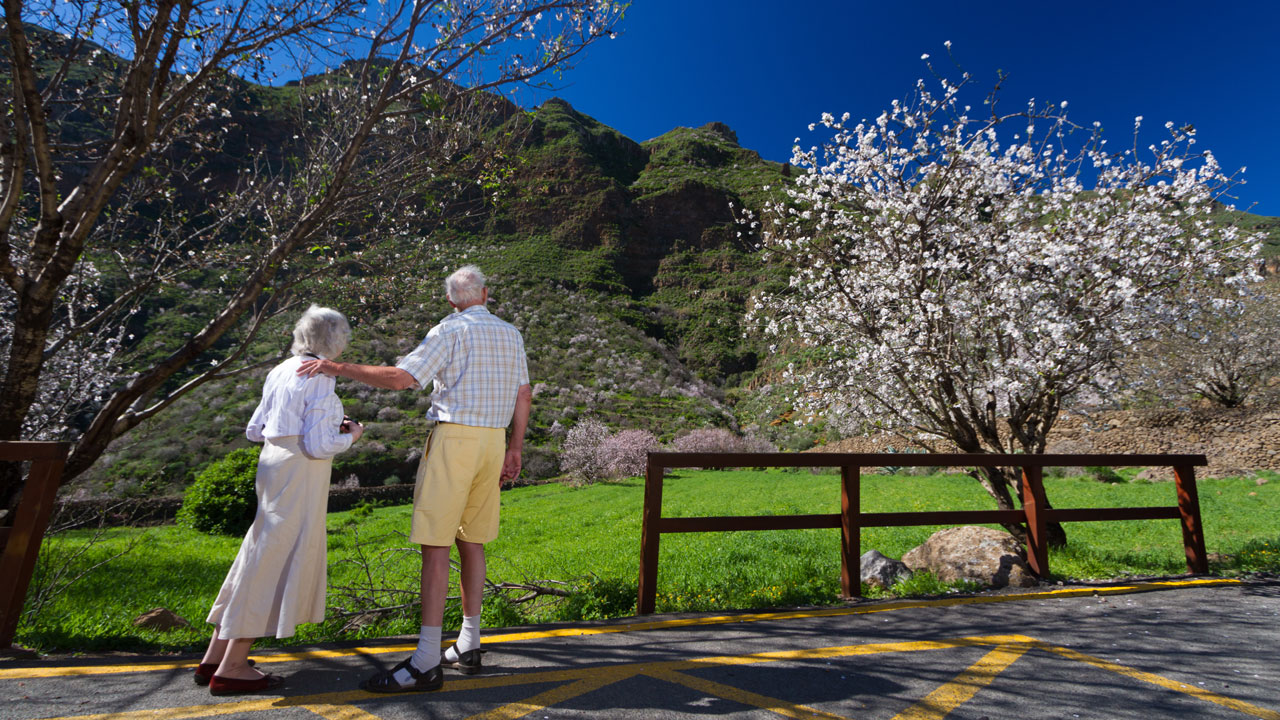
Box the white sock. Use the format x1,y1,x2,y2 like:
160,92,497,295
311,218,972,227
392,625,440,686
446,615,481,661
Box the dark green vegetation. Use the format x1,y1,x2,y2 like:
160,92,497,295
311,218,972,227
19,469,1280,652
175,447,261,536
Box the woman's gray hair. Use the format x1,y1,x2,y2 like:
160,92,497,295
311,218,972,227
445,265,487,306
291,305,351,359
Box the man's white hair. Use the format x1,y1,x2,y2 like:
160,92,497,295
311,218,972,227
445,265,487,306
291,305,351,359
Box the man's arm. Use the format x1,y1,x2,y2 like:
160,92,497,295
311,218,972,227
501,383,533,483
298,358,417,390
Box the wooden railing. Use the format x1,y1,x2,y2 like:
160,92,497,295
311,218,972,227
0,441,71,649
637,452,1209,615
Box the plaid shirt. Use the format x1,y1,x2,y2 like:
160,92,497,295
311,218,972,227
396,305,530,428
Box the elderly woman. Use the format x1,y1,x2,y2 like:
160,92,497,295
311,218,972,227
194,305,364,695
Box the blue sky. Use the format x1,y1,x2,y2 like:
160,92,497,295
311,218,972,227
521,0,1279,216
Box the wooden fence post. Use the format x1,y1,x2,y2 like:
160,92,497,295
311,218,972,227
840,465,861,598
1020,465,1048,577
0,442,70,650
1173,463,1208,574
636,455,665,615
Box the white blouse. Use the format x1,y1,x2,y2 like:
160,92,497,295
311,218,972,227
246,355,353,459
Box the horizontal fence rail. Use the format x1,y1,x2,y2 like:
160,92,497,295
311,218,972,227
0,441,71,649
637,452,1209,615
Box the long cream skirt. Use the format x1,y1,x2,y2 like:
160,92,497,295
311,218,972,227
206,436,331,639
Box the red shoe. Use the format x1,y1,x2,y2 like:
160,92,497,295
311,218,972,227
194,659,255,686
208,672,283,696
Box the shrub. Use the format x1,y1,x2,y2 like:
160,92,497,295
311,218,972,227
551,576,637,621
1086,466,1125,484
177,447,260,535
375,406,403,422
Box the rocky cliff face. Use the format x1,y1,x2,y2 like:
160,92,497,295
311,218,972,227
492,100,786,298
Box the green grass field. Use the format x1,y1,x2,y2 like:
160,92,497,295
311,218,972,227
17,469,1280,653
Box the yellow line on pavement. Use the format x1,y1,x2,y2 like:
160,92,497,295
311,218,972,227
1035,642,1280,720
301,703,383,720
462,671,635,720
0,578,1241,681
28,636,1026,720
890,644,1030,720
646,667,850,720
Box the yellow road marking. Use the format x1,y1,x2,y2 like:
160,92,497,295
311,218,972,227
0,578,1240,681
23,637,1036,720
676,636,1027,669
462,672,634,720
1034,641,1280,720
647,667,849,720
890,644,1030,720
301,703,383,720
23,631,1280,720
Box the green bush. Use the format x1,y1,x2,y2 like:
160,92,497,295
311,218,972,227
1086,466,1125,484
177,447,260,535
551,576,636,621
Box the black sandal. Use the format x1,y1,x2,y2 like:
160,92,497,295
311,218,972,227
440,646,484,675
361,658,443,693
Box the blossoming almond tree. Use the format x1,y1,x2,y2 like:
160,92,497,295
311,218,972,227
1136,280,1280,408
751,58,1261,544
0,0,625,516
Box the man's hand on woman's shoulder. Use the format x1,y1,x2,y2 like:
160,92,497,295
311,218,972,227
298,358,340,378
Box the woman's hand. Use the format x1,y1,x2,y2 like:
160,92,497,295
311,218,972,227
341,418,364,442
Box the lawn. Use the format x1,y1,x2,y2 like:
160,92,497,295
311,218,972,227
17,469,1280,653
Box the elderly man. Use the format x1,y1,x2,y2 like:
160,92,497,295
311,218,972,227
299,265,531,693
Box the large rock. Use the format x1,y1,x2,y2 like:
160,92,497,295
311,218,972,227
133,608,190,631
902,526,1037,589
860,550,913,589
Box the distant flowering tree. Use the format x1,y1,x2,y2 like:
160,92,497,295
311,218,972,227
670,428,745,454
600,429,660,478
560,421,659,482
560,418,610,482
749,56,1261,544
1136,281,1280,408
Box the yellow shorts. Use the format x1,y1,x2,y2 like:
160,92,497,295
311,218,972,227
410,423,505,547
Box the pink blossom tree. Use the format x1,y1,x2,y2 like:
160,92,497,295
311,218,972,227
750,55,1261,543
561,421,659,482
600,429,660,479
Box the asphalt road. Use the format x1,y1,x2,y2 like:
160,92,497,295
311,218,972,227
3,577,1279,720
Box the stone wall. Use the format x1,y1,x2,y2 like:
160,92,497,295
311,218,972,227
821,407,1280,478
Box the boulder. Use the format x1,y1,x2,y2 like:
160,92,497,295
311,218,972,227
133,608,190,631
860,550,913,589
902,526,1037,589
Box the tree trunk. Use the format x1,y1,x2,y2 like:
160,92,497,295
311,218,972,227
974,466,1068,548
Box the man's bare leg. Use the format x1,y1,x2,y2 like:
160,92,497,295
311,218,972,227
445,540,485,664
385,544,451,686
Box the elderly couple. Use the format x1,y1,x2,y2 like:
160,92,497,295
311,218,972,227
194,265,532,696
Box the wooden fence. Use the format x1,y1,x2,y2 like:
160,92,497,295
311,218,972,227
0,441,71,650
637,452,1208,615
